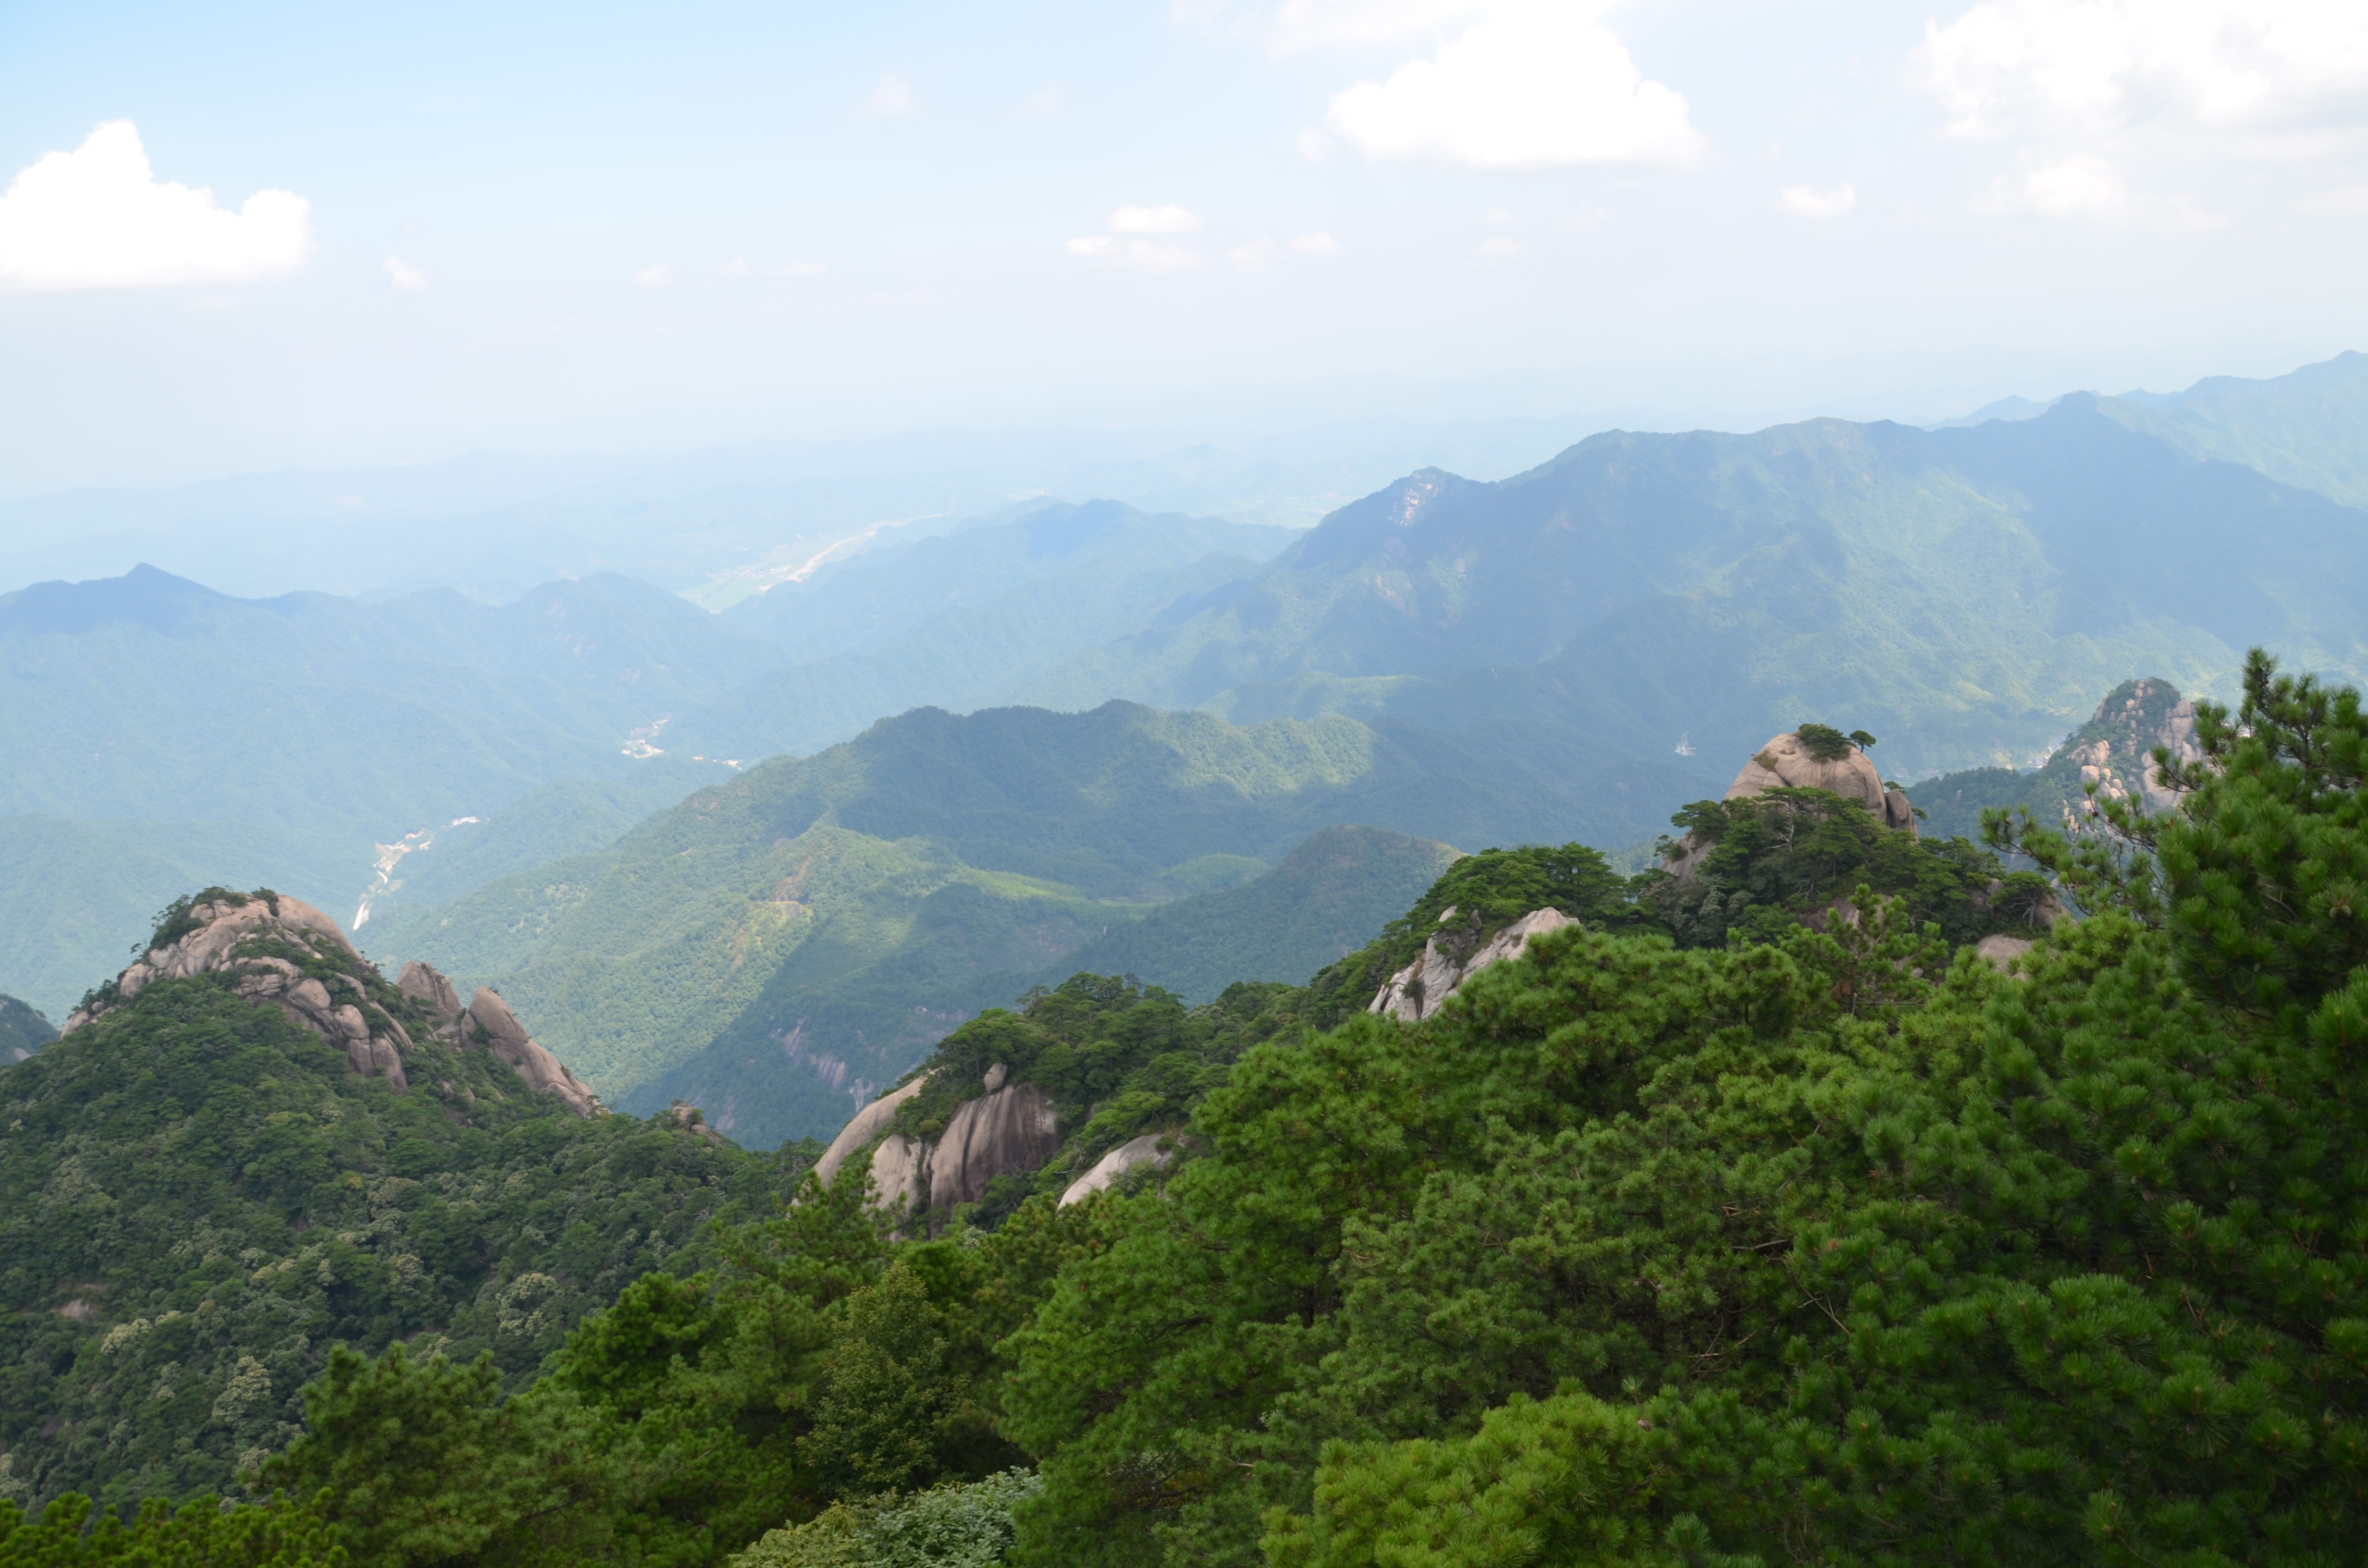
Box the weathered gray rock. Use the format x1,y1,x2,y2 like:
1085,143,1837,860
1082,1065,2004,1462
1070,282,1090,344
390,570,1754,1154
465,989,598,1117
1975,934,2035,972
1726,731,1893,816
396,961,465,1032
63,892,412,1089
1059,1134,1177,1208
930,1083,1061,1210
1369,907,1576,1023
812,1076,932,1193
869,1134,928,1214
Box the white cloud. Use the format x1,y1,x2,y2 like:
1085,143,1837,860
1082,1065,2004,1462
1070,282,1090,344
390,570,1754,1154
788,260,827,276
1914,0,2368,143
1778,183,1857,217
1320,1,1708,170
1176,0,1488,53
1020,85,1067,118
1476,234,1523,258
632,263,674,287
716,257,749,276
1066,234,1204,271
1976,155,2224,227
1228,238,1281,271
1110,203,1204,233
1483,206,1514,223
0,121,313,291
1289,230,1342,254
383,257,429,291
2298,183,2368,213
863,72,918,117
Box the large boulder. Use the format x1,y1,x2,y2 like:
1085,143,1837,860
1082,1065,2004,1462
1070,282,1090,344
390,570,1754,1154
812,1076,932,1192
929,1083,1061,1210
465,989,599,1117
1059,1134,1177,1208
1370,907,1576,1023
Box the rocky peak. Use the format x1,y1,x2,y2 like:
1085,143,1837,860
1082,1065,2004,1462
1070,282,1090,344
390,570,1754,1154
1727,729,1916,836
1369,906,1576,1023
2053,677,2200,817
59,888,600,1117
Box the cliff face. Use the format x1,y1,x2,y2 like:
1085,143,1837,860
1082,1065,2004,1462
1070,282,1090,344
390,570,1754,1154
1368,907,1576,1023
813,1071,1059,1220
2053,677,2201,818
63,890,597,1116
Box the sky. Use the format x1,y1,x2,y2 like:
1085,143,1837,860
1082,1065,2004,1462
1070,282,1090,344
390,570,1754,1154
3,0,2367,495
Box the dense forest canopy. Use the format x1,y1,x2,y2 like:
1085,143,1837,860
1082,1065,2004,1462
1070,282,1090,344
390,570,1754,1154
6,647,2367,1568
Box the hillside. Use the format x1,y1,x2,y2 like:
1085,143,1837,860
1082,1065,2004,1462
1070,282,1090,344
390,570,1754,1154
0,992,54,1061
371,699,1707,1149
1047,824,1461,1004
1906,674,2201,841
2094,348,2368,509
0,890,802,1517
1010,379,2368,781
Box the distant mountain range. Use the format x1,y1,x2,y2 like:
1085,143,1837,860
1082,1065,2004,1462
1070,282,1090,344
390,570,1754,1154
6,350,2365,1136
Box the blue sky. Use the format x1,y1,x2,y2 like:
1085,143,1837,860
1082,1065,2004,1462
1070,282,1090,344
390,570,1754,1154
3,0,2366,493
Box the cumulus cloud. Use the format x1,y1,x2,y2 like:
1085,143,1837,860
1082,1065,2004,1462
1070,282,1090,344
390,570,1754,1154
632,263,674,287
1065,234,1204,271
0,121,313,291
1778,183,1857,217
1176,0,1488,53
1976,155,2224,227
1110,203,1204,233
788,260,827,275
383,257,429,291
1914,0,2368,144
1476,234,1522,259
863,73,918,117
2298,184,2368,213
1319,1,1708,170
1019,85,1067,118
1289,230,1341,254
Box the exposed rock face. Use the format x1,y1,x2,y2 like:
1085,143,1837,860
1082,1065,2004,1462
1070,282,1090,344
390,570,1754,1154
1727,731,1916,836
1060,1134,1177,1208
929,1083,1061,1210
397,961,464,1030
464,989,599,1118
63,893,412,1090
813,1072,1060,1217
1975,934,2035,972
1369,907,1576,1023
2056,679,2202,817
813,1076,932,1192
664,1100,725,1146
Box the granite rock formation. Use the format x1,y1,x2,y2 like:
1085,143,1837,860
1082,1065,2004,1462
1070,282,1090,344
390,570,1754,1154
813,1065,1061,1219
59,891,598,1115
1727,730,1918,836
1060,1134,1178,1208
1369,906,1577,1023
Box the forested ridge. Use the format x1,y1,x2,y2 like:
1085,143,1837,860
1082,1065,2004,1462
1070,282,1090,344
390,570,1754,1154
9,648,2368,1566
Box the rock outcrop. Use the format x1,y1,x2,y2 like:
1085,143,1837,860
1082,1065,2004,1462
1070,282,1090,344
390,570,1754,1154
1369,907,1576,1023
929,1083,1061,1209
64,893,413,1090
1060,1134,1177,1208
1727,730,1917,836
59,892,600,1116
813,1067,1061,1218
463,988,600,1118
2055,678,2202,818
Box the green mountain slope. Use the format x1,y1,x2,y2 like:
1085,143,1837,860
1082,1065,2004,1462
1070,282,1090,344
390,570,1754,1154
1906,674,2199,842
0,891,802,1519
2095,348,2368,509
375,700,1709,1149
1048,824,1462,1004
1010,390,2368,782
0,993,54,1061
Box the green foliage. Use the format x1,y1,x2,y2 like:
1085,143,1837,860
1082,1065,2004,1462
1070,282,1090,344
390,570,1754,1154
729,1469,1044,1568
1649,785,2018,948
0,927,805,1517
983,647,2368,1567
0,1489,343,1566
1792,723,1854,761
